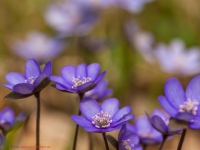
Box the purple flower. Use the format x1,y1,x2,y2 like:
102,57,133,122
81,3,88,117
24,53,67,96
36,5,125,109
154,39,200,76
45,0,99,37
84,79,112,101
72,98,134,132
118,124,142,150
117,0,155,13
0,107,26,132
158,76,200,129
51,63,106,93
11,32,65,63
146,109,182,135
3,58,52,98
135,116,162,145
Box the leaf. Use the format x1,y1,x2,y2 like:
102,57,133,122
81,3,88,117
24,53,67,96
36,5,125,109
4,92,32,100
169,117,188,131
32,77,50,93
107,135,119,150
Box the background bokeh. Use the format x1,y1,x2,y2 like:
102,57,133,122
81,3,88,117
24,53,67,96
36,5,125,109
1,0,200,149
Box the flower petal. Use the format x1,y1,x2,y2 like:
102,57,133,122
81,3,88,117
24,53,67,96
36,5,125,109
6,72,26,84
94,71,106,84
25,58,41,79
151,115,168,133
13,83,33,95
101,98,119,118
33,73,48,87
152,109,169,121
186,75,200,102
82,125,121,133
87,63,100,81
2,84,14,90
0,107,15,125
80,98,101,121
42,61,52,77
71,115,94,127
158,95,178,118
61,65,75,85
77,81,96,93
50,76,71,89
76,63,87,78
189,117,200,129
176,112,195,121
164,78,185,109
112,106,132,122
111,114,134,127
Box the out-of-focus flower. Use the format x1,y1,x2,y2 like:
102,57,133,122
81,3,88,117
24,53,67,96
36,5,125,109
51,63,106,93
72,98,134,132
118,124,142,150
0,107,27,147
117,0,155,13
154,39,200,76
125,21,155,63
84,79,112,101
135,116,162,145
158,76,200,129
3,58,51,98
146,109,182,135
11,32,65,63
45,0,99,37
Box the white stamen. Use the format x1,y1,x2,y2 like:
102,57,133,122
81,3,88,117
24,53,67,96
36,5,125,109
92,110,112,128
122,139,135,150
179,98,199,115
24,76,37,85
71,76,91,89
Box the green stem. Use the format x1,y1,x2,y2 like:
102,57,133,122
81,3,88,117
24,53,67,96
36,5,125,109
34,92,41,150
177,129,187,150
102,133,109,150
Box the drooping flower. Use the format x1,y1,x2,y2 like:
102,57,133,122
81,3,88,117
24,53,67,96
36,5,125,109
45,0,99,37
72,98,134,132
11,32,65,63
158,76,200,129
3,58,52,99
154,39,200,76
51,63,106,93
146,109,182,135
84,79,112,101
118,124,142,150
134,116,162,145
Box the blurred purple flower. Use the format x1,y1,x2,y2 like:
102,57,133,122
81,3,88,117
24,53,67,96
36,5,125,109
0,107,26,147
125,21,155,63
84,79,112,101
45,0,99,37
118,124,142,150
117,0,155,13
3,58,51,96
146,109,182,135
72,98,134,132
51,63,106,93
0,107,27,131
154,39,200,76
158,76,200,129
11,32,65,63
135,116,162,145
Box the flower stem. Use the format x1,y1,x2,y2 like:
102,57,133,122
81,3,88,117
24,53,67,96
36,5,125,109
177,129,187,150
102,133,109,150
88,133,93,150
34,92,41,150
72,93,84,150
158,134,168,150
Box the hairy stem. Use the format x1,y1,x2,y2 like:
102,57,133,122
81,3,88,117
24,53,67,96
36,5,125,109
177,129,187,150
72,93,84,150
34,92,41,150
158,134,168,150
102,133,109,150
